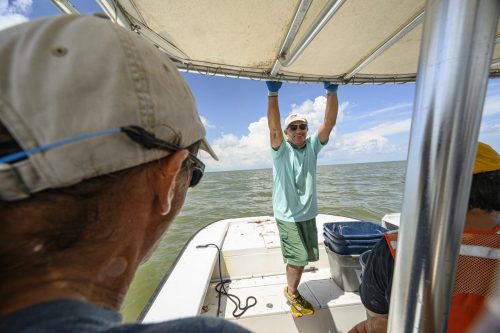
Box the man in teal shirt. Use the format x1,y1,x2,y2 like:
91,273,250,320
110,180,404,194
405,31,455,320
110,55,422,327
266,81,339,317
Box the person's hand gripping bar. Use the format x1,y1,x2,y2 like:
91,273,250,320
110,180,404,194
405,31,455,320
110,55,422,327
266,81,283,97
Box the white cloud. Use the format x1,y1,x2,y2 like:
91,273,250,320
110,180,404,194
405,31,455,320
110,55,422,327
368,119,412,136
199,80,499,171
2,0,32,12
336,132,391,153
200,95,411,171
480,121,500,134
289,96,348,131
479,120,500,153
348,102,413,120
316,119,410,165
0,0,32,31
483,93,500,116
0,12,27,30
202,117,270,171
200,116,215,128
200,97,352,171
285,96,409,162
486,79,500,95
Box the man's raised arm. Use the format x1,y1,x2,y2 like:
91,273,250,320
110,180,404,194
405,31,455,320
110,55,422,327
318,82,339,144
266,81,284,149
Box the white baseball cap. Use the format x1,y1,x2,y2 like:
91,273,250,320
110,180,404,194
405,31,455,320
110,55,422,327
0,14,217,201
284,112,308,129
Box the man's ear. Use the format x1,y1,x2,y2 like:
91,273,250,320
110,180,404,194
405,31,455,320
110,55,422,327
153,150,189,216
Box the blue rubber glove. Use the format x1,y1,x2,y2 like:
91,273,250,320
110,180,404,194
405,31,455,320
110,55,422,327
266,81,282,96
324,81,339,94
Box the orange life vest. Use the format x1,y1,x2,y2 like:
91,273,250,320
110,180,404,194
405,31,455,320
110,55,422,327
385,227,500,333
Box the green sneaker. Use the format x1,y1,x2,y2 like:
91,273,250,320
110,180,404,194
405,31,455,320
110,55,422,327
284,287,315,316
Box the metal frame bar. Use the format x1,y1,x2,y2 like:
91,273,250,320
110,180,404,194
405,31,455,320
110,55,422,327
176,61,499,83
119,0,147,25
174,58,421,83
281,0,346,67
96,0,129,27
344,9,425,81
50,0,79,14
270,0,312,77
131,21,189,60
96,0,149,32
388,0,500,331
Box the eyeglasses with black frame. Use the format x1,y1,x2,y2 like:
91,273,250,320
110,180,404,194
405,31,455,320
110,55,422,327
288,124,307,131
122,126,205,188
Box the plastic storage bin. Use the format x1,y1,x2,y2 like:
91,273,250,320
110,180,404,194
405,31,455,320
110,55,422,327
323,234,381,246
324,221,387,240
323,221,386,255
324,235,374,255
326,247,361,291
323,221,386,291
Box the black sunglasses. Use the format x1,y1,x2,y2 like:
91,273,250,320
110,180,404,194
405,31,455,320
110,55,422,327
0,125,205,188
288,124,308,131
122,126,205,187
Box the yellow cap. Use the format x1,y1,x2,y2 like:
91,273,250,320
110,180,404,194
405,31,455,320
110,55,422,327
474,142,500,174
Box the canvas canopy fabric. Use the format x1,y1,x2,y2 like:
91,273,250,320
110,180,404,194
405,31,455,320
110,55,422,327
104,0,499,83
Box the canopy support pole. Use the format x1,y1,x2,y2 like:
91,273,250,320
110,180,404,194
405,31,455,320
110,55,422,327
270,0,312,77
96,0,188,60
343,9,424,81
50,0,79,14
280,0,346,68
96,0,134,28
388,0,500,332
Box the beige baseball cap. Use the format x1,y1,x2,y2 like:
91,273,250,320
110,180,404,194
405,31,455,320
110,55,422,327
0,14,217,201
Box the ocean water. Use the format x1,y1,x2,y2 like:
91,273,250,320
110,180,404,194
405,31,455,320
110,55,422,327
120,160,406,321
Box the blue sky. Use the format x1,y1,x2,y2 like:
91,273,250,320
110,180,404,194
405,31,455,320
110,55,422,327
2,0,499,171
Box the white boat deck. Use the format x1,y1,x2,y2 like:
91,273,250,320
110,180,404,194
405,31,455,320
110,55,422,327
200,215,367,332
142,214,368,332
202,268,366,332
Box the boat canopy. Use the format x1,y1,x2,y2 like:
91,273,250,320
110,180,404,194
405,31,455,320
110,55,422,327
83,0,500,83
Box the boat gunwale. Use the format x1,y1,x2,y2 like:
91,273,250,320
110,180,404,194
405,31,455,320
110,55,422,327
136,218,222,321
137,216,274,322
